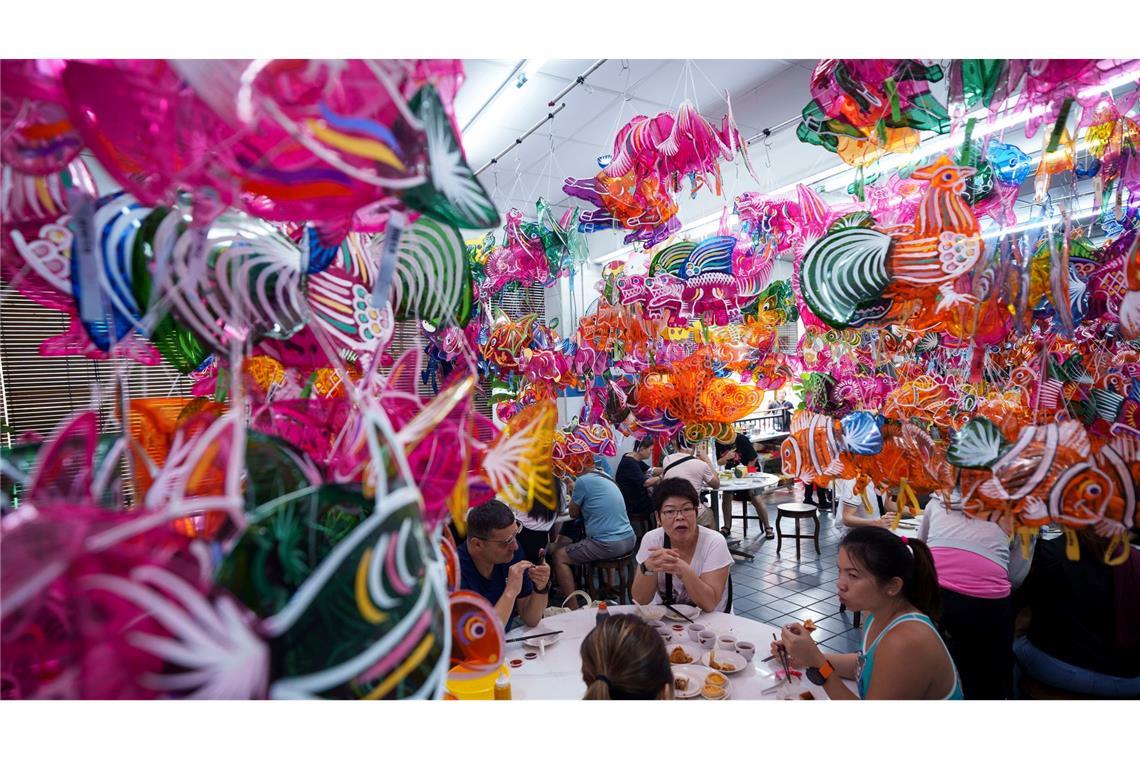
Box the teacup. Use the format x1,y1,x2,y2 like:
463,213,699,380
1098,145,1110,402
697,630,717,650
687,623,706,642
735,641,756,662
717,635,737,651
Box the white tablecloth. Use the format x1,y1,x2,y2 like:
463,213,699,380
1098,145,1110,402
504,606,852,700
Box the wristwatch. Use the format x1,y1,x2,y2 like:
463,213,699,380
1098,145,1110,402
805,659,835,685
532,581,552,594
639,562,655,576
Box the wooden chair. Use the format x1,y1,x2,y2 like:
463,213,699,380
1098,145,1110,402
775,502,821,560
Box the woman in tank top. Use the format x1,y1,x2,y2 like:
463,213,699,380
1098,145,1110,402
772,526,963,699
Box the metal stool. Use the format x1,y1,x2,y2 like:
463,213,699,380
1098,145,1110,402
775,502,820,560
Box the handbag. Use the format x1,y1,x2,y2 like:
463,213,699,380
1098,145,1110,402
542,590,596,618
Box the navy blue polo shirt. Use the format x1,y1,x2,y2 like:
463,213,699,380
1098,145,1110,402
458,541,534,608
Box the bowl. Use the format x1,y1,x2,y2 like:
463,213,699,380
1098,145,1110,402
634,604,667,622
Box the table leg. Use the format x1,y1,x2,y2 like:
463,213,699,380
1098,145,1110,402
794,516,802,561
812,513,820,555
776,513,784,554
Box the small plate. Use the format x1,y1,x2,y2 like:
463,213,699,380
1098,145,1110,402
670,665,707,699
665,642,704,666
521,629,562,648
701,676,733,700
662,604,700,622
702,649,748,675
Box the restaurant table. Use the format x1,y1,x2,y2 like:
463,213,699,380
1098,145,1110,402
504,605,854,700
703,473,780,561
750,431,790,444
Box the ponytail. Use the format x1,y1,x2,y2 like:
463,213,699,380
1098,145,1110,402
905,537,942,621
583,678,611,700
579,615,672,700
840,527,943,621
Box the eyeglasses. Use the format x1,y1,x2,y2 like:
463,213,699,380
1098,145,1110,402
473,524,522,546
660,506,697,520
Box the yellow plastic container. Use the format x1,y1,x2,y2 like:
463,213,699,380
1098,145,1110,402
445,663,507,700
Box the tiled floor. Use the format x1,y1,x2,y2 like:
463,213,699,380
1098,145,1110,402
724,486,865,655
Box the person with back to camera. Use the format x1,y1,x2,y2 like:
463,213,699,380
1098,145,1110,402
549,459,637,607
1013,525,1140,697
771,526,963,699
580,614,674,700
660,433,720,528
631,478,733,613
918,489,1023,699
615,437,663,521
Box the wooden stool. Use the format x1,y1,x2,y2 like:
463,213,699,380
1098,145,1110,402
628,512,656,541
581,552,636,604
775,502,820,560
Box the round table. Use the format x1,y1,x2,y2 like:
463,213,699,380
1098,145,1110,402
503,606,851,700
704,474,781,560
710,473,780,495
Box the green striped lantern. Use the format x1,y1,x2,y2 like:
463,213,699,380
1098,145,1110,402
392,216,473,328
800,227,892,328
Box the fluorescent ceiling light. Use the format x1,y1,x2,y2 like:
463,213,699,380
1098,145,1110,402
981,206,1101,240
462,58,548,155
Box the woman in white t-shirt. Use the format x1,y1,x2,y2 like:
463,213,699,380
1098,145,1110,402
833,478,895,537
632,478,733,612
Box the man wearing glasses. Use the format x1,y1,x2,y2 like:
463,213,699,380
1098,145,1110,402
632,478,733,613
459,500,552,629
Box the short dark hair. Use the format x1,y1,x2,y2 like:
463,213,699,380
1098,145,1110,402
467,499,515,539
651,478,700,512
634,438,655,452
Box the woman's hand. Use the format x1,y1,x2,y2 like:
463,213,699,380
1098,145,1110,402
652,548,693,578
779,622,825,669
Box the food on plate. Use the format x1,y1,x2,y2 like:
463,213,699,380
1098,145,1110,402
799,691,815,700
701,684,726,699
674,676,690,692
708,650,736,672
669,646,694,664
705,672,727,687
802,618,817,632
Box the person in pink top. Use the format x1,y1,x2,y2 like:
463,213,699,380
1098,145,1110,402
918,490,1018,699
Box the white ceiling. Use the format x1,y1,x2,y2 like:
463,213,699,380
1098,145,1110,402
454,59,845,254
454,58,1135,261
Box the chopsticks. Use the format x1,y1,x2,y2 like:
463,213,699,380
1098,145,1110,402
505,630,563,643
772,632,792,684
664,603,695,623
